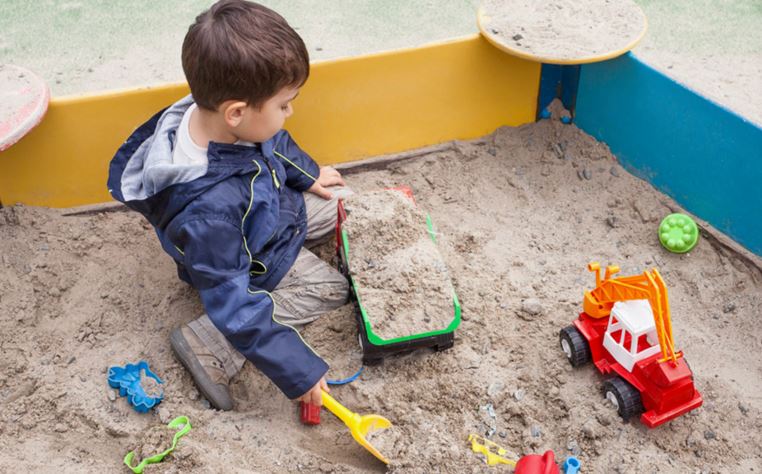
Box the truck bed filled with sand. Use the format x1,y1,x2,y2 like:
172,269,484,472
342,189,456,341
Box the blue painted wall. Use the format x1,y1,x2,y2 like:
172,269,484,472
537,64,580,119
575,53,762,256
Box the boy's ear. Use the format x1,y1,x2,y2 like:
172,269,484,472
221,100,248,127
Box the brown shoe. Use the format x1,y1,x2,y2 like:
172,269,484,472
170,326,234,411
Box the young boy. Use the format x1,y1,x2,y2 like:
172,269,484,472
107,0,350,411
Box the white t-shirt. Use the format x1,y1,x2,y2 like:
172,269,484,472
172,103,209,166
172,104,254,166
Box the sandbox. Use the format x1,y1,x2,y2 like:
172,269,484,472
1,115,760,472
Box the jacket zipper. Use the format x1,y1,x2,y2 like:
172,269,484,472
247,160,277,252
262,157,281,189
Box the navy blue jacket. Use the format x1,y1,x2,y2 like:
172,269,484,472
107,96,328,399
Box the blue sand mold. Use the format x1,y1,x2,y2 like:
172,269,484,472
108,360,164,413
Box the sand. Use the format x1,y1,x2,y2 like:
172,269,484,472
140,373,164,399
0,1,478,98
2,1,759,125
633,0,762,127
342,190,455,340
131,424,176,463
479,0,646,61
366,425,404,461
0,64,40,119
1,114,761,472
301,303,363,381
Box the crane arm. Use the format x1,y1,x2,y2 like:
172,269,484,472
584,263,678,365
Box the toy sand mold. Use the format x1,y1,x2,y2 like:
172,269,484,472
336,187,461,365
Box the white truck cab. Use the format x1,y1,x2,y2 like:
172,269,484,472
602,299,661,372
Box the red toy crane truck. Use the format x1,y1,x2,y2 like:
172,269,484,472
559,262,702,428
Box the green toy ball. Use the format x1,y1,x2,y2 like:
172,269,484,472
658,213,699,253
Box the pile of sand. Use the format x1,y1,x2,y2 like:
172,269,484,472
1,113,761,472
130,424,175,464
342,189,455,340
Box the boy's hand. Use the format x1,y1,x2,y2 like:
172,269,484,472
297,376,329,406
307,166,345,200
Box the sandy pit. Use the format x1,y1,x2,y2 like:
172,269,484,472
131,424,176,463
366,425,404,461
342,190,455,340
480,0,646,61
301,303,363,382
1,113,761,473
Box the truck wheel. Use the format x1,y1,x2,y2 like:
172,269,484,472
602,377,643,421
362,356,384,366
435,341,454,352
559,326,591,367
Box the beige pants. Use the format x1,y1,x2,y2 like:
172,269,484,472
187,187,352,379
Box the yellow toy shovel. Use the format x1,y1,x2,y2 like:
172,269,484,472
321,391,392,464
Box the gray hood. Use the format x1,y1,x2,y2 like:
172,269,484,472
118,95,208,202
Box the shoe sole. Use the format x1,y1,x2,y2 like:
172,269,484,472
170,328,234,411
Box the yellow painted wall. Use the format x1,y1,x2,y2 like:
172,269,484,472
290,34,539,162
0,35,539,208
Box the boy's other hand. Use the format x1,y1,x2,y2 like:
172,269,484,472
297,376,329,406
307,166,345,200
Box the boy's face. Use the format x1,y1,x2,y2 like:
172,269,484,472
234,86,300,143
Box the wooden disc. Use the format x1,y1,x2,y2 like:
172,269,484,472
0,64,50,152
478,0,647,64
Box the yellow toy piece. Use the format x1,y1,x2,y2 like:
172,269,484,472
467,433,517,467
321,391,392,464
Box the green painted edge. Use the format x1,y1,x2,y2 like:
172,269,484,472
341,214,461,347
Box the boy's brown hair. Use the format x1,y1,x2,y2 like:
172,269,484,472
182,0,309,111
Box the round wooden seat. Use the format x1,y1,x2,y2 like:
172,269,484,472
0,64,49,152
478,0,647,64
